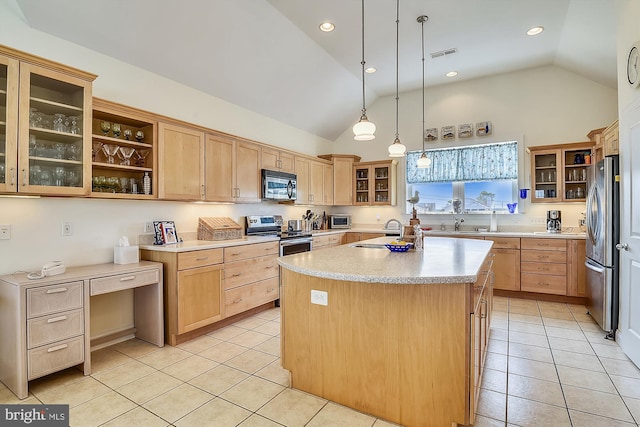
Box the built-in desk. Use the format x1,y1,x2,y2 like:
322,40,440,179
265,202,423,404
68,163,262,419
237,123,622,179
0,261,163,399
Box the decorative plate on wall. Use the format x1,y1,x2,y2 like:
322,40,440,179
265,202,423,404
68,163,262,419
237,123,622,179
425,128,438,141
441,125,456,140
476,121,492,136
458,123,473,138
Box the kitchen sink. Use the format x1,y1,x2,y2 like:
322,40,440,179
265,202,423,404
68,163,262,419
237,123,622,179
349,243,388,249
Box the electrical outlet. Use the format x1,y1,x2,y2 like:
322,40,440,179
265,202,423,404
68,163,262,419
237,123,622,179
62,221,73,237
145,222,154,233
311,290,328,306
0,224,10,240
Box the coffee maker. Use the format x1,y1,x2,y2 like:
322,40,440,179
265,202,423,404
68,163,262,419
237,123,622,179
547,210,562,233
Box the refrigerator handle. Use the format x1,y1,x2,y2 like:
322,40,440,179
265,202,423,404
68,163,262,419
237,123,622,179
585,259,605,273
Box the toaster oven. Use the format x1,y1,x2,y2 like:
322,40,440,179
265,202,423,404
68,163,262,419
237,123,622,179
329,215,351,229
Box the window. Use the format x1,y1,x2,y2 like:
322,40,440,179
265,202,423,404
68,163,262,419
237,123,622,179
406,141,518,214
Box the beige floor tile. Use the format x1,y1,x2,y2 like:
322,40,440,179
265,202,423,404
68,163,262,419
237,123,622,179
508,342,553,363
189,364,250,395
306,401,376,426
563,384,635,422
0,383,40,404
548,336,595,354
228,330,273,348
220,375,285,411
257,388,327,426
507,373,565,406
508,331,550,348
475,389,506,421
543,317,581,330
584,331,618,345
493,311,509,321
111,338,160,358
490,328,509,341
506,395,571,426
161,354,219,382
622,395,640,423
28,367,85,396
91,359,156,389
143,383,213,423
569,409,638,427
610,374,640,399
238,413,285,427
137,346,191,370
509,299,539,308
508,313,543,325
493,301,508,311
491,318,508,330
255,359,291,387
487,338,508,355
207,325,247,341
577,320,603,331
198,341,248,363
233,316,269,330
116,371,182,404
253,337,281,357
509,305,541,316
544,326,587,341
575,313,598,323
175,397,251,427
254,307,281,321
551,349,604,372
600,357,640,379
34,376,110,407
225,349,278,374
538,301,570,311
592,343,631,360
507,356,559,382
481,368,507,394
508,321,546,335
177,335,223,354
556,365,617,393
541,310,575,321
484,352,508,372
252,320,282,336
372,419,402,427
472,415,506,427
90,347,134,373
69,390,136,427
567,303,588,313
101,406,169,427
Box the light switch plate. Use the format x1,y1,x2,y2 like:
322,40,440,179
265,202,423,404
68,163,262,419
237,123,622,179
311,290,328,306
0,224,10,240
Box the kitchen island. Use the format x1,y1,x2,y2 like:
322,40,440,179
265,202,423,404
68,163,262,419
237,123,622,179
277,237,494,427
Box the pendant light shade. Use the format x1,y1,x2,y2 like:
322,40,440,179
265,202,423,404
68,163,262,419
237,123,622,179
353,0,375,141
417,15,431,168
388,0,406,158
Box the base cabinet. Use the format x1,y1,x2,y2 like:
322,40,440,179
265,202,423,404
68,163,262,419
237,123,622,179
177,264,223,334
521,238,567,295
312,233,344,250
485,237,520,291
344,232,384,244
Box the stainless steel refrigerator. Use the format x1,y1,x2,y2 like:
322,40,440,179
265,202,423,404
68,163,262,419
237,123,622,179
585,155,620,339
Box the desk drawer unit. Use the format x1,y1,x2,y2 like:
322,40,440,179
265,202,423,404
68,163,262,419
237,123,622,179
27,336,84,380
26,281,83,318
90,269,160,295
27,308,83,349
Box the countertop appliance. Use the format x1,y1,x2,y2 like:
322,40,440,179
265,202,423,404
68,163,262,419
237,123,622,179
585,155,620,338
245,215,312,257
329,214,351,229
262,169,296,201
546,210,561,233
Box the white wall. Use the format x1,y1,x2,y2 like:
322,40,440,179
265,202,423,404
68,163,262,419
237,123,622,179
332,65,618,230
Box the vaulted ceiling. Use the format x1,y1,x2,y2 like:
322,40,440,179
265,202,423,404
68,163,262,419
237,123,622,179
15,0,617,141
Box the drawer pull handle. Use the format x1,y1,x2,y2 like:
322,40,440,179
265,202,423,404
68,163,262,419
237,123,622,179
47,316,68,323
230,253,240,257
538,282,549,286
267,288,275,293
46,287,67,294
265,265,274,269
120,276,136,282
196,257,209,261
47,344,68,353
231,273,241,277
232,298,243,304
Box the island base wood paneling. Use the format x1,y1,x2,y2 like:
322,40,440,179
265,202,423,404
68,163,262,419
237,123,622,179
281,270,476,427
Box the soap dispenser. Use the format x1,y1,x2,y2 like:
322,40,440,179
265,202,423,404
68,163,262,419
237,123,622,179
490,211,498,232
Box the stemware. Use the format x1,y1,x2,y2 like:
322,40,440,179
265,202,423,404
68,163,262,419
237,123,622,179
111,123,122,138
102,144,120,164
0,163,5,183
135,131,144,142
53,167,66,187
29,135,37,156
66,170,79,187
92,141,103,161
118,147,136,166
100,121,111,136
107,177,120,193
69,116,81,135
53,143,66,159
134,149,149,167
53,113,66,132
123,129,132,140
66,144,81,161
29,165,41,185
39,169,52,186
119,177,129,193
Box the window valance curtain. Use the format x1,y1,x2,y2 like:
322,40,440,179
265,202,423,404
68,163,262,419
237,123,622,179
406,141,518,183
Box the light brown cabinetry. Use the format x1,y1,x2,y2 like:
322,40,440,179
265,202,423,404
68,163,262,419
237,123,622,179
295,156,332,205
484,237,520,291
353,160,397,205
344,232,385,243
530,142,593,203
158,122,204,200
603,120,619,157
318,154,361,206
91,99,156,198
567,239,587,297
520,238,567,295
312,233,344,250
262,146,294,174
0,46,95,196
323,163,334,205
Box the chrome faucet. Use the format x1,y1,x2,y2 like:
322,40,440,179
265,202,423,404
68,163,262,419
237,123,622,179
454,217,464,231
384,218,403,238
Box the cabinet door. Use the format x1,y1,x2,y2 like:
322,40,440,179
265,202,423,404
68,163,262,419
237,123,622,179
177,264,223,334
158,122,204,200
205,134,235,201
18,63,92,196
279,151,295,173
333,157,353,205
261,147,279,171
0,54,19,193
344,233,361,243
491,248,521,291
371,165,390,205
323,163,334,205
562,145,592,202
531,149,560,203
309,160,324,205
354,165,370,205
295,156,310,204
235,141,261,202
567,239,587,297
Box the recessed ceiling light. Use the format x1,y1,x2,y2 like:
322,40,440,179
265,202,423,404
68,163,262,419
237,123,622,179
446,71,458,77
319,22,335,32
365,67,377,74
526,26,544,36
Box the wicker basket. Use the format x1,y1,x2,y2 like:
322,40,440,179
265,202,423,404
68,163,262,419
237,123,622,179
197,217,243,241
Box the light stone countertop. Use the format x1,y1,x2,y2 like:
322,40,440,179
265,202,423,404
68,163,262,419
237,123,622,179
421,230,586,239
311,228,400,236
277,236,493,285
139,235,279,253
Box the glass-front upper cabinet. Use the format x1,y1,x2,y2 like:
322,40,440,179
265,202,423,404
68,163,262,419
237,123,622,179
0,46,96,196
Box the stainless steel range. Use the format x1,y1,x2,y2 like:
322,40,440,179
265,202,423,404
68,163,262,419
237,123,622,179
245,215,313,256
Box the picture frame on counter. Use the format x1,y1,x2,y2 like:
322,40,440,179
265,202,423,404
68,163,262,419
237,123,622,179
153,220,179,245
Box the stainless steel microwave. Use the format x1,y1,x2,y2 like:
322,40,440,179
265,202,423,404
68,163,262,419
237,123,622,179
262,169,297,201
329,215,351,229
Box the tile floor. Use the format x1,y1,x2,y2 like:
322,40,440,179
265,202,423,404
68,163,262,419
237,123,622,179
1,297,639,426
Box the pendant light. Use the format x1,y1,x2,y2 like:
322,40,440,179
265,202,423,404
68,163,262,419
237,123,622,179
353,0,376,141
388,0,406,158
416,15,432,168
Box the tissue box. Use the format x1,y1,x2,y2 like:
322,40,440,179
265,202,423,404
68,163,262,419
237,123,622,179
114,246,140,264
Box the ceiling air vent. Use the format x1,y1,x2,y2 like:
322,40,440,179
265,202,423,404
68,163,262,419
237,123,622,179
430,48,457,59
